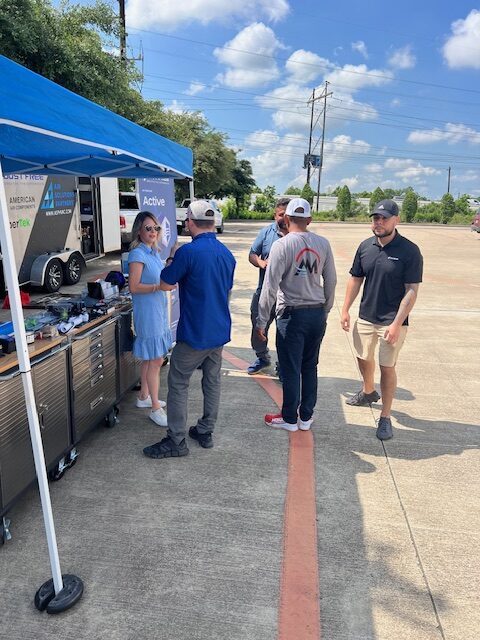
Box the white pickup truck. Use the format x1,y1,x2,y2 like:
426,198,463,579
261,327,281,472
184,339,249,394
176,199,224,234
119,191,140,250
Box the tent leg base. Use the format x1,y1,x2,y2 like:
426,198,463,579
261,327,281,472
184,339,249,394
34,574,84,613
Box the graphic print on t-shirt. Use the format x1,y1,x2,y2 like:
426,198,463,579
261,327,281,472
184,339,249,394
295,247,320,276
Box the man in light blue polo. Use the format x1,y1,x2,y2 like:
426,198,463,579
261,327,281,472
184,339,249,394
247,197,289,375
143,200,236,459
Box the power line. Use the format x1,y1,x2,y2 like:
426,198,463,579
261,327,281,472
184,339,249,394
130,27,480,96
140,73,480,131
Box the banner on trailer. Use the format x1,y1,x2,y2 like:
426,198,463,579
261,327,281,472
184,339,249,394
138,178,180,340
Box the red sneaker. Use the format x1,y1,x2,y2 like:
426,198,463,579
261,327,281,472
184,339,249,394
264,413,298,432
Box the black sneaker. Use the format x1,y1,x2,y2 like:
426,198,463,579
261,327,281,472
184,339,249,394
143,436,189,459
189,426,213,449
346,389,380,406
376,416,393,441
247,358,271,375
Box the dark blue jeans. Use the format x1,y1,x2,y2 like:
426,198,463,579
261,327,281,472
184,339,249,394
276,306,327,424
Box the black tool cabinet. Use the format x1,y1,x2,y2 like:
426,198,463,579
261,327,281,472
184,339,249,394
0,305,140,544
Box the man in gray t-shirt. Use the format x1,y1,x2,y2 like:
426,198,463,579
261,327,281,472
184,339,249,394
256,198,337,432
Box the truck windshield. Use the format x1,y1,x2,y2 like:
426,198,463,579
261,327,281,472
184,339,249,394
119,194,139,210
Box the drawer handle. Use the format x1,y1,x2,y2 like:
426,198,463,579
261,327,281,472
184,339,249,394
90,395,104,410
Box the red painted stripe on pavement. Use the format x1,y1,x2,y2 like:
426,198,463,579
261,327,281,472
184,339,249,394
222,349,321,640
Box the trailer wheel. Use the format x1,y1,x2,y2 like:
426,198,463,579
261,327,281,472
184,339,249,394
63,254,83,285
44,258,64,292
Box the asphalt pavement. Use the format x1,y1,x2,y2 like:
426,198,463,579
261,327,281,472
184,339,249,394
0,221,478,640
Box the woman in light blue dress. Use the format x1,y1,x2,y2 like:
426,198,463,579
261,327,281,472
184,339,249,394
128,211,175,426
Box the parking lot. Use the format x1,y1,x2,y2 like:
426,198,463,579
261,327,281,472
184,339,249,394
0,221,479,640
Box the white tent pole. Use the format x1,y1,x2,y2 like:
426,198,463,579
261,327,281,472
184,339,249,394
189,179,195,201
0,161,63,595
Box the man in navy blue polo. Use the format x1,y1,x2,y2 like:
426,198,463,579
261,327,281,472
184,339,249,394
247,197,289,375
143,200,236,459
340,199,423,441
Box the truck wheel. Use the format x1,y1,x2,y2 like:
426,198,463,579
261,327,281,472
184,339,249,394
63,254,83,285
217,221,224,234
177,225,183,236
44,258,64,292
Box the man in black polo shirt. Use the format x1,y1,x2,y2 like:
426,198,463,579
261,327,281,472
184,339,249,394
340,199,423,440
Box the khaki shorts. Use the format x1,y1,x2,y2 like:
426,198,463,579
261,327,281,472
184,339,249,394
352,319,407,367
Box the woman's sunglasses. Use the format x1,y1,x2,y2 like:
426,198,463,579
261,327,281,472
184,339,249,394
144,225,161,232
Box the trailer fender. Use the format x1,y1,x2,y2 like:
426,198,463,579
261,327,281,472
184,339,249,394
30,251,80,287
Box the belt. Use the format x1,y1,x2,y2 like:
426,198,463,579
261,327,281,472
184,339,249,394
285,303,324,311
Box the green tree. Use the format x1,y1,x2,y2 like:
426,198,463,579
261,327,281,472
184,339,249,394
218,159,256,215
0,0,243,199
440,193,455,224
301,183,315,206
0,0,142,113
454,194,470,216
336,185,352,221
369,187,385,212
285,185,302,195
354,190,372,198
253,185,277,215
402,190,418,222
383,188,396,199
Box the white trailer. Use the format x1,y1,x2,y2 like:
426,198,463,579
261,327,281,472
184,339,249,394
0,175,121,293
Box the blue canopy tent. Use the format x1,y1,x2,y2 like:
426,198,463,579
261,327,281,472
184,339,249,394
0,54,193,612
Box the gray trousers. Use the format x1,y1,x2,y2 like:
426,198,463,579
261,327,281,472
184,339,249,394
167,341,223,444
250,289,276,360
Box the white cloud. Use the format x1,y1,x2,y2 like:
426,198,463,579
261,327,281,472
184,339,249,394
285,49,331,84
365,163,383,173
380,158,441,184
328,92,378,125
388,45,416,70
184,81,207,96
454,170,480,183
384,158,416,169
324,63,394,93
215,23,283,88
324,135,371,170
257,83,312,133
337,175,360,189
165,99,191,114
407,123,480,145
443,9,480,69
351,41,368,59
244,129,281,148
390,98,401,107
242,131,306,190
126,0,289,29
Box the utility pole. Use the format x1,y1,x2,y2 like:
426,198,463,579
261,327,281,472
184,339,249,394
316,81,332,212
118,0,127,63
306,88,315,186
447,166,451,194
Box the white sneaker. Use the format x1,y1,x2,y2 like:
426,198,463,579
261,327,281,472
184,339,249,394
149,408,168,427
298,418,313,431
264,413,298,432
136,396,166,409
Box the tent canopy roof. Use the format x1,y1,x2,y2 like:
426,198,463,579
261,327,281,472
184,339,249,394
0,55,193,179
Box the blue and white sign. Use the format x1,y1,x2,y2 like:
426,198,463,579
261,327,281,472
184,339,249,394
137,177,180,340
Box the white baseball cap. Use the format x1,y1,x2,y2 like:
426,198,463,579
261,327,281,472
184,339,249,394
285,197,311,218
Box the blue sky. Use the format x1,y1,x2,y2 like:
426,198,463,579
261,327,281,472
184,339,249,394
118,1,480,198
